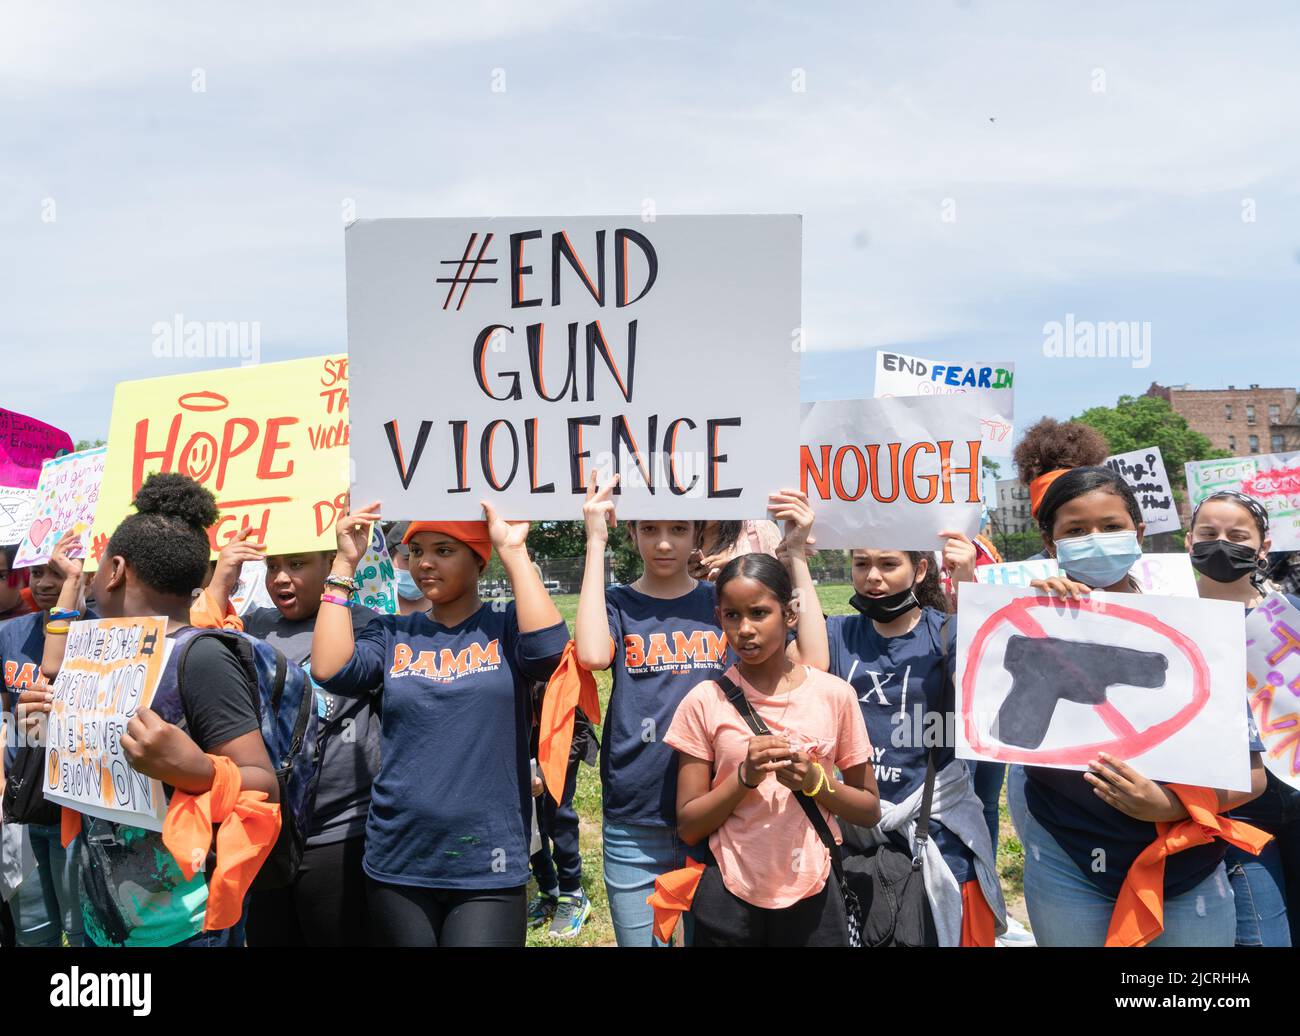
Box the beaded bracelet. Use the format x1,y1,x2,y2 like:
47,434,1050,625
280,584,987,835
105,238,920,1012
49,607,81,621
323,574,359,595
320,593,351,608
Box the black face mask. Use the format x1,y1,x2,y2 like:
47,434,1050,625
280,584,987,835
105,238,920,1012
1189,539,1260,584
850,586,920,622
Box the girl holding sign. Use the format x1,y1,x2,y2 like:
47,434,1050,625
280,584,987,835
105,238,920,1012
664,553,879,946
800,535,1007,945
310,501,569,948
573,476,824,946
29,474,281,947
1010,466,1269,946
1187,489,1300,947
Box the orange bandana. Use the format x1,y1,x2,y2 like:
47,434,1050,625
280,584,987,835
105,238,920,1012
402,521,493,566
1028,468,1070,517
647,857,708,943
537,640,603,803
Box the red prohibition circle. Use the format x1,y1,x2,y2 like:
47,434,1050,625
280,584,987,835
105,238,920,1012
962,595,1211,766
177,390,229,412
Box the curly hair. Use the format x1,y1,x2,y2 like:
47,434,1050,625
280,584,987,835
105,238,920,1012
1013,418,1109,485
104,472,218,597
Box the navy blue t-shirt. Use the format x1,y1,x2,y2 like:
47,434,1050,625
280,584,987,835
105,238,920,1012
826,606,974,883
318,601,568,890
1,610,47,773
601,582,730,827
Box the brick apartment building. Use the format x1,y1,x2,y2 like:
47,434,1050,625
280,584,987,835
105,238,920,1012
1146,382,1300,457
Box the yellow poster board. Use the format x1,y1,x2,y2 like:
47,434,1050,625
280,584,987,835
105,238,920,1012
89,355,351,564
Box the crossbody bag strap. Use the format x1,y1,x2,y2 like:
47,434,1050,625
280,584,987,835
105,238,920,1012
716,673,846,886
914,613,955,861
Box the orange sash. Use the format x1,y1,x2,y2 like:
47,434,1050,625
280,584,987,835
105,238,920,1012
1105,784,1272,947
537,640,603,804
647,857,708,944
162,754,281,931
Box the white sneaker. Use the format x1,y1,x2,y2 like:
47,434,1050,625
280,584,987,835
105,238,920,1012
995,914,1036,947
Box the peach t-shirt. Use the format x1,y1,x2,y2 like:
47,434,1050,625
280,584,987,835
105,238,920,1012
664,664,873,910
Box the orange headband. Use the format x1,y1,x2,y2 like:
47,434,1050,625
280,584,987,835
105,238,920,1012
1028,469,1070,518
401,521,493,566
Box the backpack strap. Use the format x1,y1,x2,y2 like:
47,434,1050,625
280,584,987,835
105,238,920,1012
915,613,955,864
715,672,846,889
174,628,262,737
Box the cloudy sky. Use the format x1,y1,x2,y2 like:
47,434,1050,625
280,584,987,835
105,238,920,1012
3,0,1298,459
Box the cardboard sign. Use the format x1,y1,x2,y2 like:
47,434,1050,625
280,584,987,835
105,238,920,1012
90,355,351,566
356,523,398,615
798,394,983,550
956,584,1250,791
42,616,173,830
1129,553,1198,598
0,408,74,489
345,216,801,519
1105,446,1180,535
1186,451,1300,551
0,487,38,546
1244,593,1300,790
873,350,1014,449
13,447,107,568
975,558,1059,588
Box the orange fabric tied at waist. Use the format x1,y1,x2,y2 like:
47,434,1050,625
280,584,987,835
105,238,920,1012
1105,784,1273,947
537,640,603,804
163,754,282,932
647,857,707,944
1028,468,1070,517
61,807,81,849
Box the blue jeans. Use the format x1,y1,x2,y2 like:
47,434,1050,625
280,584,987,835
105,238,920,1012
1225,841,1291,946
11,824,83,947
602,821,698,947
1006,765,1235,947
970,762,1005,852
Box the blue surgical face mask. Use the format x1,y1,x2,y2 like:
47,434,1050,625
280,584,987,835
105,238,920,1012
1053,531,1142,588
395,565,424,601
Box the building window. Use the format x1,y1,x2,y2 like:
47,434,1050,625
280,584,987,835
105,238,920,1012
1249,435,1260,453
1228,435,1237,452
1225,404,1233,421
1272,434,1285,452
1247,405,1256,424
1270,404,1281,424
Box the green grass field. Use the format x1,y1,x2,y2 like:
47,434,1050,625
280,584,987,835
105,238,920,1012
524,589,1025,946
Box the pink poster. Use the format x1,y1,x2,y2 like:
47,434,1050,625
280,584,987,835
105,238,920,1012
0,408,74,489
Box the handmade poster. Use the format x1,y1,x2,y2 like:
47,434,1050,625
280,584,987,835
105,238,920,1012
229,557,276,616
1105,446,1180,535
356,523,398,615
873,350,1014,448
0,486,38,546
1129,552,1198,598
798,394,983,550
0,408,74,489
1186,451,1300,551
90,355,351,566
975,558,1059,588
955,583,1250,791
42,616,173,830
1243,593,1300,790
12,447,107,568
345,216,801,519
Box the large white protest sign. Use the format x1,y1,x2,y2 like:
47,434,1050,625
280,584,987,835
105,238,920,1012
1186,451,1300,551
873,350,1014,449
956,583,1250,791
346,216,801,519
0,486,37,546
1105,446,1180,536
1244,592,1300,790
799,394,983,550
43,617,173,830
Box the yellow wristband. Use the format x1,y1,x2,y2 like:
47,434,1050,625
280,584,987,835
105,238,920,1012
45,623,70,636
802,762,826,798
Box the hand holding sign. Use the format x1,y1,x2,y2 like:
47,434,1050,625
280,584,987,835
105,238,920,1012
121,705,212,791
768,488,815,557
583,472,620,547
335,500,382,571
482,500,529,556
1084,752,1184,823
938,530,977,585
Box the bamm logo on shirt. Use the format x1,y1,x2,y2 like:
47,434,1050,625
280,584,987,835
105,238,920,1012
624,630,726,673
390,640,502,682
4,660,39,691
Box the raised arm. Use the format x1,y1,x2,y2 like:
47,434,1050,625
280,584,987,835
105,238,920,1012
203,527,266,616
575,473,619,670
310,499,380,682
483,501,562,634
771,489,830,671
39,530,87,680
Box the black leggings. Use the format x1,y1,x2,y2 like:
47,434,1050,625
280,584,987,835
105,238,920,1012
246,836,369,946
365,877,527,947
690,864,849,947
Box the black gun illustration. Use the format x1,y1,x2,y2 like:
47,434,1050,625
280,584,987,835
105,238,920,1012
995,635,1168,749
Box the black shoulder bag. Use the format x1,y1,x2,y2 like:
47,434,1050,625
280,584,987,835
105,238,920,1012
715,673,865,946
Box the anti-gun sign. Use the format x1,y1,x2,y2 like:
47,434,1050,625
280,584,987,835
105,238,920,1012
345,216,801,519
42,616,172,830
89,355,351,564
955,584,1251,791
1244,592,1300,791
